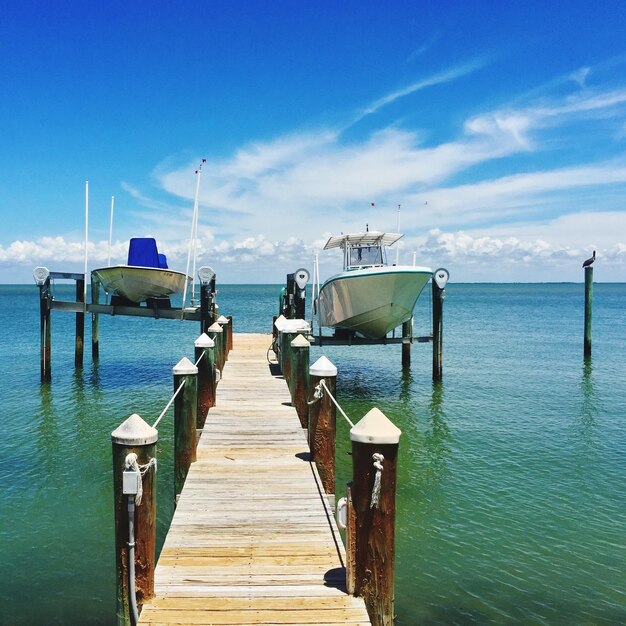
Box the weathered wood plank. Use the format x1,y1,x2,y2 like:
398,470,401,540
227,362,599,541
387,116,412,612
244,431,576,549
139,333,369,625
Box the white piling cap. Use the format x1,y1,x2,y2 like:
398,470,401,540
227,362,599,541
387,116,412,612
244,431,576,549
217,315,229,324
194,333,215,348
111,413,158,445
291,334,310,348
274,315,286,327
310,355,337,377
276,318,310,333
350,408,401,444
208,322,223,333
173,356,198,375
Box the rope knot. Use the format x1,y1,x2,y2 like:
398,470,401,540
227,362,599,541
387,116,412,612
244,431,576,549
370,453,384,509
307,380,325,405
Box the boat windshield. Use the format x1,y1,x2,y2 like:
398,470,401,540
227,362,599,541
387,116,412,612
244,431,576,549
347,245,384,269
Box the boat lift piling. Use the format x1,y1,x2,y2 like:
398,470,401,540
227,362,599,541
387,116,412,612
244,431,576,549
280,268,310,319
75,275,85,368
432,268,449,382
91,272,101,361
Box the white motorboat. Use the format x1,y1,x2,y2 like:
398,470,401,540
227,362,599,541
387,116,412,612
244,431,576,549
316,231,432,339
93,237,191,303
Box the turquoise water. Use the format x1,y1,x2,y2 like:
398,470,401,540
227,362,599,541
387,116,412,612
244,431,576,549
1,283,625,624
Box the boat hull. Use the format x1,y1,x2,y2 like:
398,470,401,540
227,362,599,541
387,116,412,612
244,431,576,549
317,266,432,338
92,266,191,303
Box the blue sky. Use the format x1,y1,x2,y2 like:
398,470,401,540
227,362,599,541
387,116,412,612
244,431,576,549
2,0,626,282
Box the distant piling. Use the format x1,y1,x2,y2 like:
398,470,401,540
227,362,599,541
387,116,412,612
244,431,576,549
584,266,593,358
217,315,230,364
75,276,85,368
173,357,198,501
432,268,449,382
207,322,224,376
226,315,233,351
34,267,52,382
198,268,217,335
194,333,216,429
289,334,310,428
91,272,100,361
401,319,412,368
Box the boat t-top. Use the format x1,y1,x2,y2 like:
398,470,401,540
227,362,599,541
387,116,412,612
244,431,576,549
315,230,432,339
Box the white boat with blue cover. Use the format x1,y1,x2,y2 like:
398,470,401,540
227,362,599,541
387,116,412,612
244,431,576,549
93,238,191,303
316,231,432,339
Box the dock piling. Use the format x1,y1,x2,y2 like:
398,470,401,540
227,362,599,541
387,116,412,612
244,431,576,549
173,357,198,500
280,269,309,319
289,334,310,428
194,333,216,429
226,314,233,352
75,276,85,368
111,414,157,626
207,322,224,377
280,331,297,384
34,267,52,382
217,315,230,364
401,319,412,368
584,265,593,358
91,272,100,361
350,408,401,626
198,267,217,335
432,268,449,382
309,355,337,495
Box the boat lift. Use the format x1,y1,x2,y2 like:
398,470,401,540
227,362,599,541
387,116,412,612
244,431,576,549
276,267,449,377
33,265,219,382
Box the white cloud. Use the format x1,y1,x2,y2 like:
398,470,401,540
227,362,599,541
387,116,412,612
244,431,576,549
7,59,626,283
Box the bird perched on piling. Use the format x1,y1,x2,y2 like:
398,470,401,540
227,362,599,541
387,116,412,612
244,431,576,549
582,250,596,268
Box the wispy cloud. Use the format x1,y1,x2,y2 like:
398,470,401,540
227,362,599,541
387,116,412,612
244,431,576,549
405,33,441,64
348,59,488,127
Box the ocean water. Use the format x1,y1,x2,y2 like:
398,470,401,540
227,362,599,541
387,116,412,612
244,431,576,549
1,282,625,625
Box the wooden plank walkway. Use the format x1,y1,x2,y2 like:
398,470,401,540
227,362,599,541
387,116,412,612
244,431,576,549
139,333,371,626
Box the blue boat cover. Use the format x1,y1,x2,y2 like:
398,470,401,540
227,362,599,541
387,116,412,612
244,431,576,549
158,253,168,269
127,238,160,268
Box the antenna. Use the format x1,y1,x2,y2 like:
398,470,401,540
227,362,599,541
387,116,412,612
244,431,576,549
182,159,205,312
395,204,401,265
83,181,89,308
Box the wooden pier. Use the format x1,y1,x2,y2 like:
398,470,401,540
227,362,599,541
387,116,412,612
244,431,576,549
138,333,371,625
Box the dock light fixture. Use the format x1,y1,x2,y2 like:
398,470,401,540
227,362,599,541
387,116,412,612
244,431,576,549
197,266,216,286
294,268,310,290
33,266,50,286
433,268,449,290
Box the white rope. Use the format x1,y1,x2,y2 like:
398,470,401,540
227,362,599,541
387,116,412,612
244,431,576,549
152,379,186,429
319,380,355,428
125,453,157,505
194,352,204,367
370,453,384,509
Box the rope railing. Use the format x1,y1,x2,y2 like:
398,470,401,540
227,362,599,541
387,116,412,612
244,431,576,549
309,379,355,428
152,378,186,428
194,352,204,367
